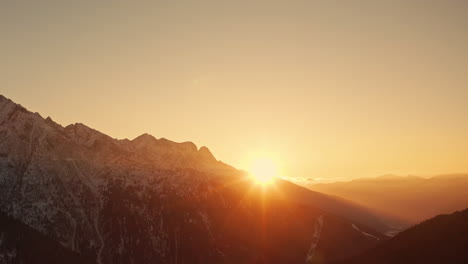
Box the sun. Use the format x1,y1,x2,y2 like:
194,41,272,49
249,157,278,185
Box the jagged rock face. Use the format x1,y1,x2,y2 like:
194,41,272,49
0,95,385,263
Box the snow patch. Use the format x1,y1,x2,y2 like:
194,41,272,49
385,229,400,237
305,215,324,263
199,211,213,240
352,224,380,240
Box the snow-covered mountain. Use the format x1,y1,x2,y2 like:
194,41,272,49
0,94,387,263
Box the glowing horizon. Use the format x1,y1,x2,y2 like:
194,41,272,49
2,1,468,181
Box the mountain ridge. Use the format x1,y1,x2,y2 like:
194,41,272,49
0,94,390,263
337,208,468,264
309,173,468,226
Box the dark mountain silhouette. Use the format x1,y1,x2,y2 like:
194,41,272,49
0,94,388,263
0,211,95,264
310,174,468,227
337,208,468,264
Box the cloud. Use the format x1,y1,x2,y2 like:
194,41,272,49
281,176,316,183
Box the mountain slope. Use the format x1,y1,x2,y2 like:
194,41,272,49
0,94,387,263
273,180,392,233
310,174,468,226
337,208,468,264
0,211,95,264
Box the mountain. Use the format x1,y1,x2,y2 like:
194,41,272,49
337,208,468,264
272,180,393,234
309,174,468,227
0,211,95,264
0,94,388,263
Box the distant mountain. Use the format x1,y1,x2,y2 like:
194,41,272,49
0,94,388,263
337,208,468,264
310,174,468,226
0,211,94,264
273,180,393,234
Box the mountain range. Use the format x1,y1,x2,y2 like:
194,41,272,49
0,94,388,263
1,94,467,263
310,174,468,226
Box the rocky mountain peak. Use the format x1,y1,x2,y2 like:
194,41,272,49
133,133,156,142
64,122,113,147
199,146,216,161
0,94,389,264
178,141,198,153
0,95,26,124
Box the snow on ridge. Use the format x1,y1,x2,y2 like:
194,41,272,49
305,215,324,263
351,224,380,240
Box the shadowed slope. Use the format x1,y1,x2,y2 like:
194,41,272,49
337,208,468,264
0,212,95,264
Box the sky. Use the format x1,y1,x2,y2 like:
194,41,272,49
2,0,468,181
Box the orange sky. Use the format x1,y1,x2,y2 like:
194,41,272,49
2,1,468,181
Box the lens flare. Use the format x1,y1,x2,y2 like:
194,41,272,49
249,157,278,185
